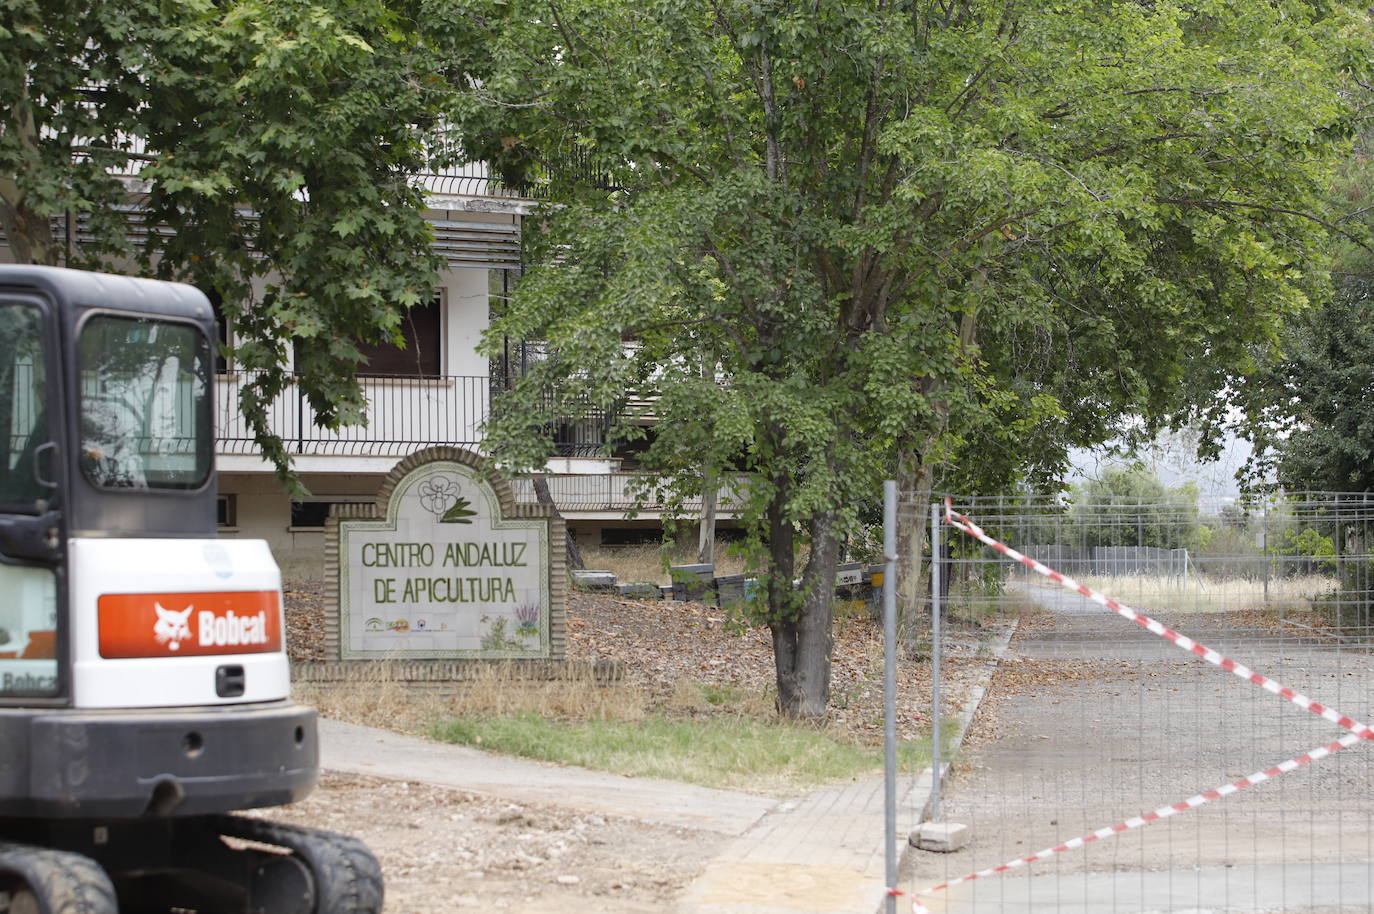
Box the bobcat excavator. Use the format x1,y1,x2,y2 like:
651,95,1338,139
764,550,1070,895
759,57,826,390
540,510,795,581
0,265,382,914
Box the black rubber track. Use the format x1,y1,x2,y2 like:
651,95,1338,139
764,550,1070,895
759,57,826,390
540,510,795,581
214,816,383,914
0,844,116,914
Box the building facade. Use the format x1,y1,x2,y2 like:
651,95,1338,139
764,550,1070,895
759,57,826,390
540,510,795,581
1,162,739,579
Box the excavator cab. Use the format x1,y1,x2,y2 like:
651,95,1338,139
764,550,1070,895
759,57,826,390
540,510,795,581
0,266,380,914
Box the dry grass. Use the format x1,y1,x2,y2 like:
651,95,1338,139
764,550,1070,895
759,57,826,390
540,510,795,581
664,678,776,717
293,667,447,735
943,589,1042,628
447,662,647,721
290,637,932,795
578,544,751,584
1031,572,1339,614
284,585,996,791
294,661,647,734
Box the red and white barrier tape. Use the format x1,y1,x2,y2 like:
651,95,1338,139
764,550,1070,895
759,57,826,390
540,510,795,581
906,500,1374,913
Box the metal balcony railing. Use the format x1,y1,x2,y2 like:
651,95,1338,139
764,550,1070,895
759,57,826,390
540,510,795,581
508,474,747,513
214,370,616,459
215,371,490,457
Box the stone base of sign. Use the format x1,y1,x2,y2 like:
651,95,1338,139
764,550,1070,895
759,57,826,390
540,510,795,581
292,658,623,690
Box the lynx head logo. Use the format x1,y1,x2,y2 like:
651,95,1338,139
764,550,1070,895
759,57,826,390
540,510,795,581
153,603,193,651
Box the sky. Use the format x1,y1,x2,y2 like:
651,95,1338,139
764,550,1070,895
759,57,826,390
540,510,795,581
1066,429,1256,501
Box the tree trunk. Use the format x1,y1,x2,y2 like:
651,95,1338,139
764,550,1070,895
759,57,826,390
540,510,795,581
895,444,934,640
532,473,584,570
773,510,841,718
764,474,800,710
892,306,977,640
0,190,60,266
696,350,718,565
0,90,62,267
697,468,718,564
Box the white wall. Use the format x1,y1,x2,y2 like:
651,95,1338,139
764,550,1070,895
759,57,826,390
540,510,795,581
440,265,492,379
219,472,386,582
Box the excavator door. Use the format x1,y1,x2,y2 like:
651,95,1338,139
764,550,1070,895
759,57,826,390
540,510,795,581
0,292,64,704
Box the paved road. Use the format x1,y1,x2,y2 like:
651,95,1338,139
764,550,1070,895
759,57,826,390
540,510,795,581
937,861,1374,913
905,580,1374,913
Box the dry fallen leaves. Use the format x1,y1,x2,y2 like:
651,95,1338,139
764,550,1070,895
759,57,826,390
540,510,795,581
283,583,1009,746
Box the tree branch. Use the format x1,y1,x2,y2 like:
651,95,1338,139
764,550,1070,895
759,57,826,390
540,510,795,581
1156,197,1374,253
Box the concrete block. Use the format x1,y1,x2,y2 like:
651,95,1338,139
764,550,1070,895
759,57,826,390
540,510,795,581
572,570,618,592
617,582,661,599
911,822,971,853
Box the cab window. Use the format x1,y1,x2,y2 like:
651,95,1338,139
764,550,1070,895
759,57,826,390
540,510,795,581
79,316,211,490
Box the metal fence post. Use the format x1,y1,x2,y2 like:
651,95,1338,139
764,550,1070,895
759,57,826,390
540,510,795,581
295,384,305,455
882,481,898,914
1263,497,1272,612
930,501,943,824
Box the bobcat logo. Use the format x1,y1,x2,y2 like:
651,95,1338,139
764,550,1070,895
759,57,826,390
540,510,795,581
153,603,193,651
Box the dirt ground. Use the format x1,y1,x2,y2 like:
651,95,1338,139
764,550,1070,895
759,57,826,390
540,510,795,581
256,772,714,913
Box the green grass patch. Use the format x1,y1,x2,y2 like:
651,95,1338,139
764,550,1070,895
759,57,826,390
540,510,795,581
697,682,743,706
429,713,932,793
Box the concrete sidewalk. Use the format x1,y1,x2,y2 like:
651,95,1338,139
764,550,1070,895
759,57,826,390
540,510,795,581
676,625,1016,914
674,771,929,914
318,717,773,835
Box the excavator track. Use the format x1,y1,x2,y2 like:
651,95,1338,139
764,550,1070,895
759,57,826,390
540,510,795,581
215,815,384,914
0,843,116,914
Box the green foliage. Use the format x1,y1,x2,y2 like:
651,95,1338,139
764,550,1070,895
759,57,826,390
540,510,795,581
1240,288,1374,493
943,564,1016,626
1277,526,1337,569
1234,68,1374,495
1069,464,1201,550
473,0,1363,532
0,0,480,489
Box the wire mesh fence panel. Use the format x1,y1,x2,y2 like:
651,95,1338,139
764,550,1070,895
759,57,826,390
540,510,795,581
903,493,1374,914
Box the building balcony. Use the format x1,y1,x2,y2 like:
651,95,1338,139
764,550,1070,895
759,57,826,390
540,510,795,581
212,370,741,520
508,474,746,520
215,370,493,461
212,368,616,470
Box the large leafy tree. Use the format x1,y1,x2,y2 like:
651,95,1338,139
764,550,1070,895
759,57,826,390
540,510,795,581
0,0,480,485
1243,288,1374,493
1238,118,1374,495
466,0,1367,716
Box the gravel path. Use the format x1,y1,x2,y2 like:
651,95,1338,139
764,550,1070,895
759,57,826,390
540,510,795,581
255,771,716,913
905,580,1374,913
